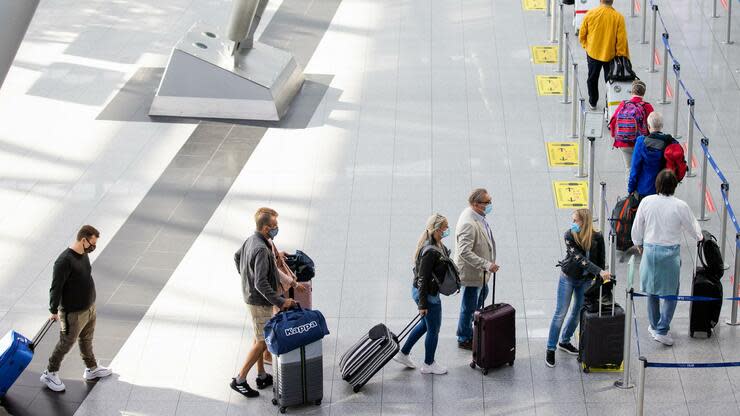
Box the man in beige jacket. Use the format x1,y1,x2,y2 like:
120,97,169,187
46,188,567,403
455,189,498,350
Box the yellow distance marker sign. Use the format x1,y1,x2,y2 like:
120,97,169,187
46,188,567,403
522,0,546,10
536,75,564,96
531,46,559,64
553,181,588,209
546,142,579,167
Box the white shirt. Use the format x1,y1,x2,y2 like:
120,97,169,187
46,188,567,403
631,194,702,247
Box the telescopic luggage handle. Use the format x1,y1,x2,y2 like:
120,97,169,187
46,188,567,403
30,319,54,351
397,313,423,342
598,275,617,318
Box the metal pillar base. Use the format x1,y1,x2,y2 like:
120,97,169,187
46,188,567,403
614,379,634,389
725,320,740,326
150,22,304,121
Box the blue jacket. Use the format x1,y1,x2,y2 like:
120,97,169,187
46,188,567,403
628,132,677,197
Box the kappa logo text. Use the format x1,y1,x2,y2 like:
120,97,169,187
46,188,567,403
285,321,318,336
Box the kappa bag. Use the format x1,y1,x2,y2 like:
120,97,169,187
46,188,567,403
611,193,640,251
606,56,637,82
416,245,460,296
285,250,316,282
697,230,724,278
664,143,688,182
264,307,329,355
0,319,54,397
614,101,647,147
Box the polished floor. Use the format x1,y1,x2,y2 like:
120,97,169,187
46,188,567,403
1,0,740,415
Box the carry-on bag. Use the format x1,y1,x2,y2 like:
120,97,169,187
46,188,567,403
578,278,624,372
697,230,724,278
573,0,600,34
338,314,422,393
0,319,54,396
272,339,323,414
606,80,634,120
611,193,640,252
689,267,723,338
606,57,638,83
470,273,516,374
288,281,313,310
264,307,329,356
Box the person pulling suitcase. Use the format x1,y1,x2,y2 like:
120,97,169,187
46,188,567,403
547,209,611,368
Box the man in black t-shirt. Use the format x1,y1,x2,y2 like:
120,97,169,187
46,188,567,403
40,225,112,392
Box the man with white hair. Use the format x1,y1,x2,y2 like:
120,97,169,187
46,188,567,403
627,112,679,199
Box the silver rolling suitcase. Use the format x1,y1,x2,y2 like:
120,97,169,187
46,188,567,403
272,340,323,413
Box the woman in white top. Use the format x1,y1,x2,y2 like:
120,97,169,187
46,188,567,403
631,169,702,346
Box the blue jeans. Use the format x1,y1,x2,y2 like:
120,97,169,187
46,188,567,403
456,282,490,343
401,287,442,365
546,274,589,351
647,295,677,336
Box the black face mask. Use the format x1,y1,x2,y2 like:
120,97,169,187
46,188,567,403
83,238,96,254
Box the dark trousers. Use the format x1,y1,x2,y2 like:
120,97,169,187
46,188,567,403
586,55,611,107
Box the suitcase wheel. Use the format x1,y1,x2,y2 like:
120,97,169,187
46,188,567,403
689,331,694,338
315,399,322,406
353,386,361,393
280,407,287,414
469,361,476,369
708,329,713,338
583,367,590,374
482,368,489,375
272,399,278,406
508,361,514,366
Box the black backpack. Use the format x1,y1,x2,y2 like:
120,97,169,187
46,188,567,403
698,230,724,279
284,250,316,282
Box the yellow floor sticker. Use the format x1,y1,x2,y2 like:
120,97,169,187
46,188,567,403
553,181,588,209
522,0,546,10
536,75,564,96
546,142,579,167
531,46,559,64
582,362,624,373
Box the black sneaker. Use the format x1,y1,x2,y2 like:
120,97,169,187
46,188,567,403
230,378,259,398
458,340,472,350
545,350,555,368
255,374,273,390
557,342,579,355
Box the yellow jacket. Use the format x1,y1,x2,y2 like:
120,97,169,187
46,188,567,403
579,5,629,62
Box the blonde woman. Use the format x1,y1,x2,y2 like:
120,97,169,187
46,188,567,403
393,214,450,375
546,209,611,368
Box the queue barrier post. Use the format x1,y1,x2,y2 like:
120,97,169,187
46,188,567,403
635,357,648,416
571,62,579,137
557,2,565,72
546,0,552,17
649,5,658,73
660,33,670,104
699,138,710,222
720,184,731,270
587,136,596,214
562,33,570,100
577,98,587,178
615,289,635,389
672,63,682,138
713,0,719,18
630,0,636,18
550,0,557,43
726,0,734,45
640,0,648,44
726,233,740,326
598,181,606,232
686,98,696,177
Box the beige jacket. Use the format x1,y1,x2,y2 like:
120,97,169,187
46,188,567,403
454,207,496,287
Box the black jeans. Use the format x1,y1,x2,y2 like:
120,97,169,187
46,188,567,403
586,55,611,107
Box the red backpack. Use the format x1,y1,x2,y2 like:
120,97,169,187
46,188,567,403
614,101,648,146
664,143,688,182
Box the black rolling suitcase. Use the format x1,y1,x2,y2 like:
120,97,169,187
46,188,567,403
689,231,724,337
470,273,515,374
338,314,421,393
578,279,624,373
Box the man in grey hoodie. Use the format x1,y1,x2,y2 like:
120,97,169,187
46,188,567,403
230,207,296,398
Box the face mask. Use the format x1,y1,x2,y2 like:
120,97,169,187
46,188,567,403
570,222,581,233
441,229,450,239
268,227,279,239
484,203,493,215
83,238,96,254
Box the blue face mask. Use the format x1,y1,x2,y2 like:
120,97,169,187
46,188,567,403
484,203,493,215
441,229,450,239
570,222,581,233
268,226,279,239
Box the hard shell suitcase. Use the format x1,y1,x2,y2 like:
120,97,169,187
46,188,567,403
578,281,624,372
338,315,421,393
573,0,600,34
689,268,723,338
0,319,54,396
272,340,323,413
289,281,312,310
606,80,634,120
470,273,516,374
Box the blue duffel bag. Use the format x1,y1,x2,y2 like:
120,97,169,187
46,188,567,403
264,307,329,355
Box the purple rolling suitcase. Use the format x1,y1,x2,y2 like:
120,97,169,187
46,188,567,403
0,319,54,396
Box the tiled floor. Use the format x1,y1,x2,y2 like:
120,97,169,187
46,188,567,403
0,0,740,415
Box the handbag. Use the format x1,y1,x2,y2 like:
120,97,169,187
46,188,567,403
285,250,316,282
606,56,637,82
264,306,330,355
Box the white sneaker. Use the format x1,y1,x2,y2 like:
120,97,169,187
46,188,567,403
654,333,674,346
647,326,657,340
420,362,447,375
40,370,66,392
392,352,417,369
83,365,113,380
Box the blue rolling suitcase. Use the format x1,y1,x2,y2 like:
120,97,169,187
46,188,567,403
0,319,54,397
